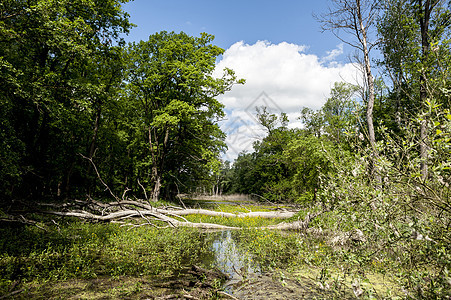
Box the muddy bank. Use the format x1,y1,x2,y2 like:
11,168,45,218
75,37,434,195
7,269,360,299
228,272,356,300
4,265,230,299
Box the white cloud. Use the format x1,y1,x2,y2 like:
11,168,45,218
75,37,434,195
214,40,360,161
322,43,344,63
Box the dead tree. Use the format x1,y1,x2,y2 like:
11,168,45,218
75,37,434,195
316,0,381,181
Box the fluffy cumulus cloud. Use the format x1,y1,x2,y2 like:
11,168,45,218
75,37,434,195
213,41,359,161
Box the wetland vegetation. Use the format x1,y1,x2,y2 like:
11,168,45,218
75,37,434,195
0,199,405,299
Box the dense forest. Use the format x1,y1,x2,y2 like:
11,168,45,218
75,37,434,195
1,0,450,299
0,0,243,202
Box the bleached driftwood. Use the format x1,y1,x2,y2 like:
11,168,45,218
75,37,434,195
44,199,321,231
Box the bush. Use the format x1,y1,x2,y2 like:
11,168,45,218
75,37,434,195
318,103,451,298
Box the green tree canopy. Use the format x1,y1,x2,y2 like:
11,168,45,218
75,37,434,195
123,31,242,201
0,0,132,199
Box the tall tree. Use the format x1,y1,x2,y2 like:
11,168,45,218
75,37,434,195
378,0,451,179
125,31,242,201
0,0,132,200
317,0,380,179
307,82,361,145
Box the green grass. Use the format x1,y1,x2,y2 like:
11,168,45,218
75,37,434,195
0,221,214,294
183,214,283,228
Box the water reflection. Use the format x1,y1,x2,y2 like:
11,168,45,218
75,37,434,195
209,230,261,293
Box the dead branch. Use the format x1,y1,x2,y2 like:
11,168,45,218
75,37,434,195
217,291,240,300
80,154,122,203
0,215,47,232
137,178,149,202
35,196,326,231
0,288,25,300
263,211,324,231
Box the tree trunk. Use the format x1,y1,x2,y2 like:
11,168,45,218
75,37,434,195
151,170,161,202
164,208,297,219
420,119,428,180
148,127,161,202
419,0,433,180
85,104,102,196
356,0,379,182
63,162,75,199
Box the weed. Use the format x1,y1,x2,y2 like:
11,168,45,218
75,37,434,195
0,221,214,294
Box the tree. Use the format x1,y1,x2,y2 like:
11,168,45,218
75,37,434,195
255,106,288,135
124,31,242,201
300,106,324,137
378,0,451,179
283,133,347,204
301,82,362,146
0,0,132,200
228,109,307,202
317,0,380,179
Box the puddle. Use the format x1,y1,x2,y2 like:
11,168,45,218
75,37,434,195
206,230,356,299
207,230,261,294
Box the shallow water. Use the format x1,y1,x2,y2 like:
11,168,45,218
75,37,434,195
206,230,351,299
189,196,401,299
187,197,266,294
208,230,261,293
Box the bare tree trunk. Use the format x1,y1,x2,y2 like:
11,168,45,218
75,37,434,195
149,127,160,202
151,172,161,202
89,107,101,159
356,0,380,182
317,0,380,181
148,125,170,202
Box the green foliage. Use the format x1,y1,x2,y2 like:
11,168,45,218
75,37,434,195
0,0,133,199
1,1,450,296
378,0,451,128
184,214,282,228
317,102,451,298
230,128,299,201
228,87,357,204
300,82,362,146
122,31,241,200
0,222,213,287
235,229,304,270
284,134,351,205
0,0,240,202
372,4,451,295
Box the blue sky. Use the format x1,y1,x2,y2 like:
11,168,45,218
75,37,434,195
121,1,361,161
122,0,345,59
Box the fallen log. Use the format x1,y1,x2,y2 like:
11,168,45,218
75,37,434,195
161,208,297,219
47,209,239,230
263,211,323,231
46,208,319,231
47,199,297,219
37,198,326,231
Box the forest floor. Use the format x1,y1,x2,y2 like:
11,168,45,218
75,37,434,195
14,272,356,299
0,196,402,299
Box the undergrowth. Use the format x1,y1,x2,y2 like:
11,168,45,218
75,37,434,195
0,221,213,294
